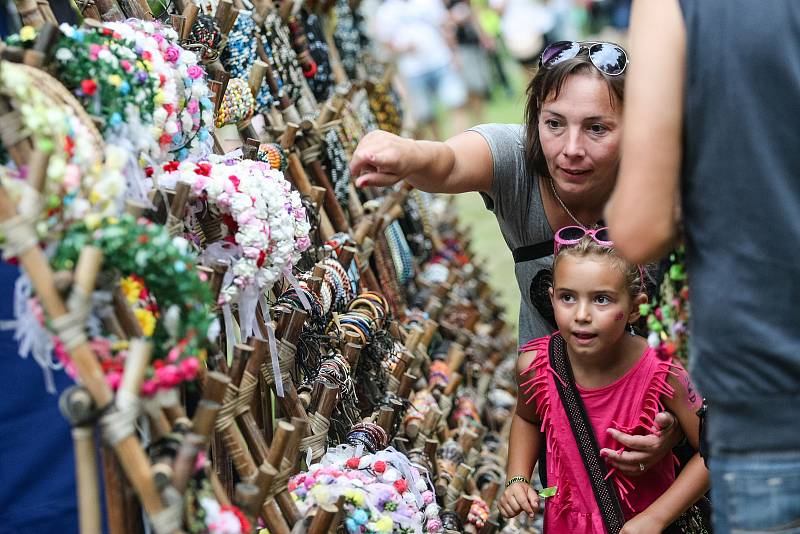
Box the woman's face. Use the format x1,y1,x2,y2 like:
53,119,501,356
538,73,622,201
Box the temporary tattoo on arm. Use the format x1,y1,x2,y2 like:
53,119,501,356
679,368,702,411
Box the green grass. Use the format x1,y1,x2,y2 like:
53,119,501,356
436,64,529,329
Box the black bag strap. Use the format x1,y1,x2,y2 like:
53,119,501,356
512,239,553,263
548,334,626,534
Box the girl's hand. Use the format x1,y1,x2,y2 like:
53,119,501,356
620,512,667,534
498,482,540,519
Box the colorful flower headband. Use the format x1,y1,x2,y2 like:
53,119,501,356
290,444,443,533
51,215,218,395
0,60,126,239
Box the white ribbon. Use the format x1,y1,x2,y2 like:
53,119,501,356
238,284,258,340
282,267,311,311
221,303,237,365
258,297,285,398
0,273,60,393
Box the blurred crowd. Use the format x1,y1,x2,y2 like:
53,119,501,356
362,0,633,138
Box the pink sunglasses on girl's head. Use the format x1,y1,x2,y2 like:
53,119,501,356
553,226,613,255
553,226,646,292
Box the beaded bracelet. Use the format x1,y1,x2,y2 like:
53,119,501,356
215,77,255,127
505,476,530,488
257,142,288,172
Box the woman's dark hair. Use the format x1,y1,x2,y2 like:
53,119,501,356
523,54,626,179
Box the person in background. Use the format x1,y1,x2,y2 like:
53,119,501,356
490,0,554,74
372,0,469,138
606,1,800,531
470,0,515,98
446,0,494,124
351,41,682,482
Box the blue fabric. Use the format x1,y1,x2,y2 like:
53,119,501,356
710,451,800,533
678,0,800,453
0,262,79,534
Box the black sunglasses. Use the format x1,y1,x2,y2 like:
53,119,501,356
540,41,629,76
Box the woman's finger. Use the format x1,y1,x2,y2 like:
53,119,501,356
355,172,402,188
601,449,650,476
606,428,658,451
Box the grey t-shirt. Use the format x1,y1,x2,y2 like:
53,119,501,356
470,123,556,345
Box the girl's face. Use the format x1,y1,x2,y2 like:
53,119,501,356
549,254,639,357
538,73,622,201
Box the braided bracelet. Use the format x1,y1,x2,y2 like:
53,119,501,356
505,476,530,489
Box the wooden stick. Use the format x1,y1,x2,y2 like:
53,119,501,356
308,504,338,534
181,3,199,40
234,483,262,529
249,60,268,99
235,340,271,466
254,464,291,534
72,426,102,534
376,406,395,436
480,481,500,508
60,387,101,534
101,445,144,534
208,370,259,482
267,420,296,469
397,373,416,400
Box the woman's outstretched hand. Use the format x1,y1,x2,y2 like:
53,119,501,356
350,130,418,188
600,412,683,476
498,482,540,520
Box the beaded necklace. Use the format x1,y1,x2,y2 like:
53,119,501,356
333,0,365,80
301,12,334,102
221,11,275,111
322,126,351,208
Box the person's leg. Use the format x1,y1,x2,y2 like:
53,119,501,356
403,72,436,138
457,45,492,123
434,65,468,137
709,451,800,533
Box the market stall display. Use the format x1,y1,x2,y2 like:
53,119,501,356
0,5,528,533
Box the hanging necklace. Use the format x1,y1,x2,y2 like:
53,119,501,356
549,177,589,229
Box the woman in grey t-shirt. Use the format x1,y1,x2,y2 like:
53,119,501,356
350,42,679,489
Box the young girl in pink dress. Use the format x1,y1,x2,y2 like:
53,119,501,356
498,228,709,533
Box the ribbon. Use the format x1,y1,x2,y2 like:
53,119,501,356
221,303,237,365
379,447,424,508
223,147,244,159
238,284,258,340
283,266,311,311
0,273,60,393
258,297,284,398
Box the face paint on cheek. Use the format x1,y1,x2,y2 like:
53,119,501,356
614,312,624,321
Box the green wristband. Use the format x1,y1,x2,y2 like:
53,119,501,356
505,476,530,488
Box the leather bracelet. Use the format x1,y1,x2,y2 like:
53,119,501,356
505,476,530,489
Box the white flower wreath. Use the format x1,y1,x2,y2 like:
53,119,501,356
156,157,311,309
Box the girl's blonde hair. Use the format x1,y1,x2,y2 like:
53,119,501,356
552,234,646,299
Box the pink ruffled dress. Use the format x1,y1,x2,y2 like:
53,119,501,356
519,335,680,534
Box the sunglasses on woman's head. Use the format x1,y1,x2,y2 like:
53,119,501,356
540,41,629,76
